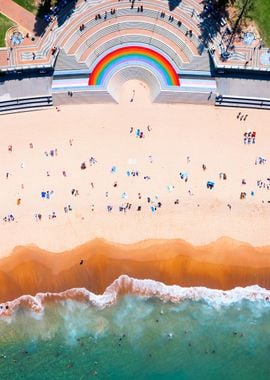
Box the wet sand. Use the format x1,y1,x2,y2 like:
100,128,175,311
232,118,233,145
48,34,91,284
0,237,270,303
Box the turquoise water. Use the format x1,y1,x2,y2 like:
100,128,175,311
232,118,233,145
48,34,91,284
0,295,270,379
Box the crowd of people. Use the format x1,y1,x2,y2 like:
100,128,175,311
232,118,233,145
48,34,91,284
1,109,268,226
243,130,256,144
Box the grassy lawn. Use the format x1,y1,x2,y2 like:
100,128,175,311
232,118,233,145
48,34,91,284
233,0,270,46
0,13,15,48
248,0,270,46
12,0,37,14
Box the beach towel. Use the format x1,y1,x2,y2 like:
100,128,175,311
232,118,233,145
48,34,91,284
207,181,215,189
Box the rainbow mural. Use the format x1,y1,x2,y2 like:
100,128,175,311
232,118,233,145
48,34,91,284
88,46,180,87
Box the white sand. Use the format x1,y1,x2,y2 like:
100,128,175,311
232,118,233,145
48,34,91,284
1,80,270,257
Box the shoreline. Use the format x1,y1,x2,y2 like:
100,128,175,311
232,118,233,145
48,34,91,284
0,237,270,303
1,273,270,318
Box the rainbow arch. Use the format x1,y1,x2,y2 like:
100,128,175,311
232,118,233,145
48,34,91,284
88,46,180,87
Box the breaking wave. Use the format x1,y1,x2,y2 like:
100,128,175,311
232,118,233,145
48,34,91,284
1,275,270,318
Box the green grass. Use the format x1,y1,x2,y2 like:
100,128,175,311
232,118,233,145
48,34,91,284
0,13,15,48
248,0,270,46
234,0,270,46
12,0,37,14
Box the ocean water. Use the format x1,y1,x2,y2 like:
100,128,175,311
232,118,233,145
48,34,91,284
0,283,270,379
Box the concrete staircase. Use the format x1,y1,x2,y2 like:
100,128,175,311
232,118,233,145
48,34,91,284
181,50,211,73
54,49,88,71
0,95,53,115
215,95,270,110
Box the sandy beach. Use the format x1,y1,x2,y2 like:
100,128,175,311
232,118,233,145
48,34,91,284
1,80,270,300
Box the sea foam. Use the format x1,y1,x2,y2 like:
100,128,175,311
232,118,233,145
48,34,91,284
0,275,270,319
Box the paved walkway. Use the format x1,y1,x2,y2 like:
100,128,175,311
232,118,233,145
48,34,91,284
0,0,37,34
0,0,269,72
216,77,270,98
0,74,52,100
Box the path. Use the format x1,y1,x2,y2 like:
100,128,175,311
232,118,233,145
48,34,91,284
0,0,38,34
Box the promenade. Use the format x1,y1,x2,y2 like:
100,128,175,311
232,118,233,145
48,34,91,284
0,0,269,72
0,0,37,33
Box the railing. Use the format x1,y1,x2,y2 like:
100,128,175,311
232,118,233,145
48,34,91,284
210,49,270,73
215,94,270,109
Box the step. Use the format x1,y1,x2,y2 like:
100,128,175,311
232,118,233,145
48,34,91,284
0,96,53,114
